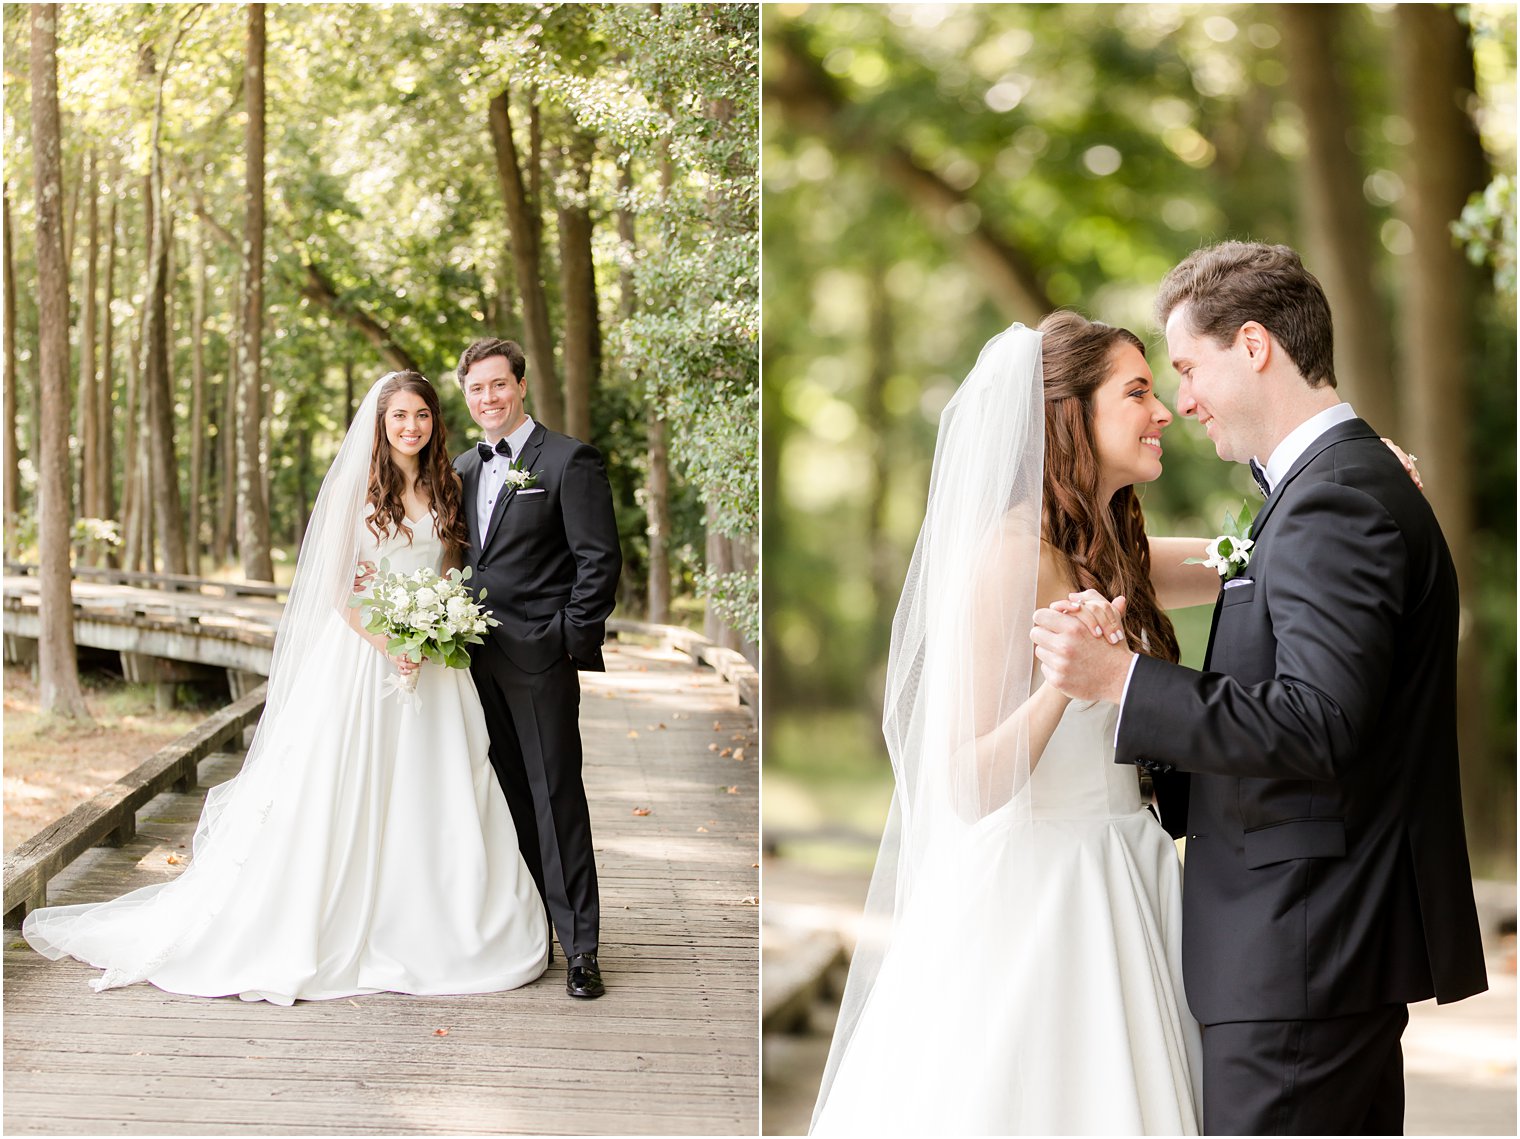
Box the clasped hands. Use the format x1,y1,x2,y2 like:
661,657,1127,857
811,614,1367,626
1030,590,1135,704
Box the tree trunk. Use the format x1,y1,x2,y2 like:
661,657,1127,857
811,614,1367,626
76,151,100,546
616,158,671,622
1278,5,1399,435
3,184,20,544
865,264,895,663
188,208,207,574
488,87,563,429
214,273,240,568
120,322,141,571
31,4,90,719
98,174,118,531
343,356,355,425
238,3,273,581
1392,4,1494,852
139,58,188,575
703,507,735,649
558,130,598,443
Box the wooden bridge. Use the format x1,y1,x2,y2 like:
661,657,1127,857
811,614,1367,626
3,570,759,1135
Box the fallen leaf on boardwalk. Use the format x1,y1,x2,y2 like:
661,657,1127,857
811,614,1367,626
713,720,723,730
166,854,184,865
696,826,709,833
632,807,652,816
707,743,719,752
347,1000,360,1008
724,786,738,794
433,1028,450,1037
627,730,639,739
638,666,649,672
733,749,746,761
731,733,746,742
720,747,733,758
740,896,759,906
648,723,666,731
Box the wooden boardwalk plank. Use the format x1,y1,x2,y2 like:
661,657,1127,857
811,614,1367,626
4,642,758,1136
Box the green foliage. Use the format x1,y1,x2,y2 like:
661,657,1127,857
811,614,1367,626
4,3,759,643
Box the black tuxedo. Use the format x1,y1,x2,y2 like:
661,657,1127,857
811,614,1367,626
1118,418,1486,1132
454,422,622,960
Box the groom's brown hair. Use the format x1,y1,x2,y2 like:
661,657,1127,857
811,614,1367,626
458,338,528,385
1155,241,1337,389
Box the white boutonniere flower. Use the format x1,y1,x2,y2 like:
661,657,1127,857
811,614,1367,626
501,458,540,490
1186,501,1255,582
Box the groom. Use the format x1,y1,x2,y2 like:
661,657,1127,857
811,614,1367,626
454,337,622,999
1032,243,1487,1133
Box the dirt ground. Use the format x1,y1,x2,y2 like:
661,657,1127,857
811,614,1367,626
3,665,214,853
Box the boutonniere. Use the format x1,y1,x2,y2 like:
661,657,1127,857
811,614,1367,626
1186,501,1255,582
501,458,540,490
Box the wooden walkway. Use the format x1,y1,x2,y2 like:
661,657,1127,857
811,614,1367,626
4,641,759,1135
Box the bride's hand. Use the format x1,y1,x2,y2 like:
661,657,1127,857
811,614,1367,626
389,652,419,676
1050,591,1127,645
353,560,378,594
1380,437,1424,490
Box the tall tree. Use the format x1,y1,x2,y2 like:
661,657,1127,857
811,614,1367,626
1279,4,1400,436
75,149,99,542
1393,4,1492,844
30,3,90,719
617,158,671,622
488,88,563,430
558,128,599,442
96,161,119,528
237,2,273,580
188,208,207,574
3,184,20,543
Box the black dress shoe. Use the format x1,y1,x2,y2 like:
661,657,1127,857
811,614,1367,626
565,954,605,999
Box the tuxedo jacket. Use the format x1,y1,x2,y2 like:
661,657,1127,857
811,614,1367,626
453,423,622,674
1119,418,1487,1025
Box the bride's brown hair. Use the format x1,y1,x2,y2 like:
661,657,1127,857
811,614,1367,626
366,372,470,559
1038,311,1180,665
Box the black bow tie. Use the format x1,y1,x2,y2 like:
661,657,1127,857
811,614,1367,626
477,439,513,463
1249,459,1271,497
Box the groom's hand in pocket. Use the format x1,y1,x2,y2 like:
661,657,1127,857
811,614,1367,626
1031,596,1135,704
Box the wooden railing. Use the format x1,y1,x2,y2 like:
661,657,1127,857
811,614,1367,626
3,561,287,600
3,683,269,926
608,617,759,707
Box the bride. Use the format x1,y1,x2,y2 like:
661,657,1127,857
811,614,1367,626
811,313,1215,1135
23,371,548,1004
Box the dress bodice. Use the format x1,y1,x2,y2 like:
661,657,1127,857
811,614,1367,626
1027,689,1142,819
358,510,445,579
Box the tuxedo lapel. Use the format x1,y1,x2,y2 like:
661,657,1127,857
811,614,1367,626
459,450,484,561
481,423,548,553
1249,418,1380,540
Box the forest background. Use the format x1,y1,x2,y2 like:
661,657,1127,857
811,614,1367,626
4,1,758,724
763,2,1517,874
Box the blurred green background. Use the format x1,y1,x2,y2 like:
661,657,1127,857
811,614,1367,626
761,2,1517,877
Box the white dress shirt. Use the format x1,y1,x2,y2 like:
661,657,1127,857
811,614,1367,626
476,415,537,541
1113,403,1358,740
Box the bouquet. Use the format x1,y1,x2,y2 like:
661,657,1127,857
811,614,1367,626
350,563,499,707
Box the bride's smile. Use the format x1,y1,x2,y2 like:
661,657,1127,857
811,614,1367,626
1092,341,1173,499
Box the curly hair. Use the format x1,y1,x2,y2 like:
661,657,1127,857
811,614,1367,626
366,372,470,559
1038,311,1180,665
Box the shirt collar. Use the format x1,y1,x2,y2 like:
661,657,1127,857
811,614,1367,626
1258,403,1357,493
485,415,536,462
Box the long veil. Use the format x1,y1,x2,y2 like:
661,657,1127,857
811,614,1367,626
811,325,1045,1126
23,377,394,987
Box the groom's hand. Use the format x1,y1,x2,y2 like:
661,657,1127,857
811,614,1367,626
1030,598,1135,704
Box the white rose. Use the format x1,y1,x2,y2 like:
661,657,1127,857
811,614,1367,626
414,587,439,610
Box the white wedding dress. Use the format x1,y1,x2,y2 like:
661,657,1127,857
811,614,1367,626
812,695,1201,1136
23,513,548,1005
